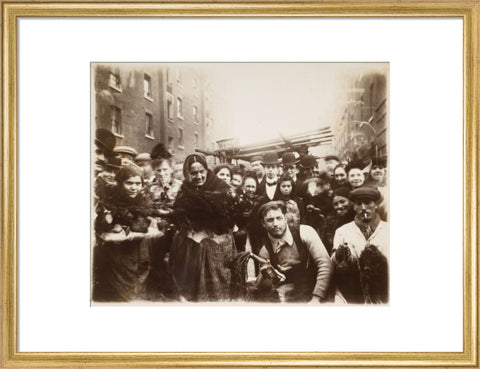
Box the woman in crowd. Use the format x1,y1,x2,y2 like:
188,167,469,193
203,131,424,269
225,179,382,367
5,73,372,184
234,172,263,251
321,186,355,255
333,165,348,189
346,162,366,189
169,154,237,301
214,163,232,184
230,166,244,190
365,157,388,221
145,144,182,299
277,174,301,229
92,164,163,302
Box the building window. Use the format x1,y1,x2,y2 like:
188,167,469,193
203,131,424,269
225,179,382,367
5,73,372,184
167,93,174,122
178,128,184,148
145,113,154,138
175,67,182,85
108,72,121,91
111,106,122,135
144,74,152,100
193,105,198,123
168,136,174,153
166,68,173,85
177,97,183,118
194,133,199,148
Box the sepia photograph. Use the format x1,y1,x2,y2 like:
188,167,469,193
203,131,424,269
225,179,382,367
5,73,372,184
91,62,389,305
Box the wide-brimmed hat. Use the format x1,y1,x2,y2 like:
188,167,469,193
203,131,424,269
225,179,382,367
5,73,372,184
263,151,279,166
350,187,381,202
300,154,317,169
282,152,297,166
151,143,172,160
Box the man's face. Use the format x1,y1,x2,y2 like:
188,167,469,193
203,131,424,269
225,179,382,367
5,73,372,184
122,176,142,198
262,209,287,239
283,164,298,178
94,147,106,173
251,161,264,177
279,181,292,196
264,165,279,180
348,168,365,188
242,177,257,198
325,159,339,177
153,160,173,185
353,198,378,222
334,167,347,185
370,165,385,182
189,162,207,187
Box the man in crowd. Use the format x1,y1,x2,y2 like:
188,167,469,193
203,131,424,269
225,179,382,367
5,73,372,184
282,152,303,197
324,155,340,186
257,151,281,201
94,128,122,202
114,145,138,165
298,154,318,181
332,187,388,260
249,155,265,185
255,201,332,302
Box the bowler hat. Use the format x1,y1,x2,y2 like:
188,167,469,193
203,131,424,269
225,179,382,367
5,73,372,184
350,187,381,202
95,128,116,155
282,152,297,166
371,157,387,168
300,155,317,169
325,155,340,162
263,151,279,166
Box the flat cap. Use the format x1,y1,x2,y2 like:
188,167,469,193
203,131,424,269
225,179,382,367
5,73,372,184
350,187,381,202
114,146,138,156
250,155,264,163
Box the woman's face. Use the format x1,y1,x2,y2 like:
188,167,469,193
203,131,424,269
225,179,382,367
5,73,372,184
189,162,207,187
153,160,173,184
231,174,243,188
242,177,257,198
279,181,292,196
334,167,347,185
333,195,351,216
348,168,365,188
216,168,231,183
122,175,142,198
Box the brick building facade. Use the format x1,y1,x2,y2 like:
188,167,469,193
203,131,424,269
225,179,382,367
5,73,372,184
93,63,217,163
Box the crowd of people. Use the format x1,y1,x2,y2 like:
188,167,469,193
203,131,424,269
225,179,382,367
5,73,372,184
92,128,389,304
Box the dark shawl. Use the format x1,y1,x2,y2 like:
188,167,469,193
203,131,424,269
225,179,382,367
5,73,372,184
173,170,235,234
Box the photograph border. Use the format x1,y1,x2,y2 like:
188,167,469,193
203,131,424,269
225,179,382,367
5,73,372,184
2,1,478,367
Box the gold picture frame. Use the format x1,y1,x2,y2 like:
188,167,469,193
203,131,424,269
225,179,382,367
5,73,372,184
2,1,478,367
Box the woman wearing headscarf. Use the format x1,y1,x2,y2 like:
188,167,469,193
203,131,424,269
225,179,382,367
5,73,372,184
92,163,163,302
321,186,355,255
169,153,237,301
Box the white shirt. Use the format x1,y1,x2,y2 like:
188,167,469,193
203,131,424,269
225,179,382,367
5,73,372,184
333,220,389,261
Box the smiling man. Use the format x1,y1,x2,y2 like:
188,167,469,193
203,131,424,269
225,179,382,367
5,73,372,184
256,201,332,303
